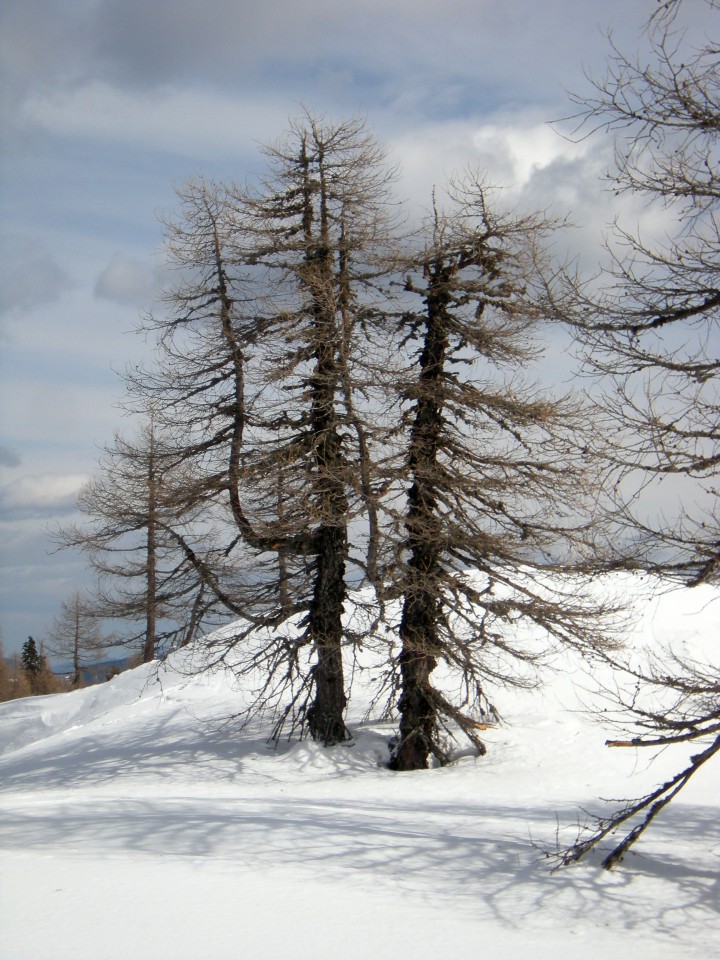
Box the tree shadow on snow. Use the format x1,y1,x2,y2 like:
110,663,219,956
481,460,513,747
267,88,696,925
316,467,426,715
0,783,717,941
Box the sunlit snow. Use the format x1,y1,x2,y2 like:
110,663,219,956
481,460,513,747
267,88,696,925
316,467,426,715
1,575,718,960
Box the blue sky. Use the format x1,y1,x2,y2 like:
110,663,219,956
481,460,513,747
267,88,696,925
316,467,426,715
0,0,674,655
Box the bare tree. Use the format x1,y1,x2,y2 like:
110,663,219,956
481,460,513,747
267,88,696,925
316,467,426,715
557,634,720,870
130,113,400,744
556,0,720,865
46,591,108,687
0,634,11,701
57,419,220,663
385,179,618,771
650,0,719,25
0,633,29,701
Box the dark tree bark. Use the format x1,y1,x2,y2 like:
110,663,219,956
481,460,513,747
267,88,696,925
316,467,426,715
389,183,615,771
390,263,447,769
127,114,399,745
143,429,158,663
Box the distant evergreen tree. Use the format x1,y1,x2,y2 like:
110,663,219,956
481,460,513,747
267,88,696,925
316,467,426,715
20,636,59,696
21,637,42,676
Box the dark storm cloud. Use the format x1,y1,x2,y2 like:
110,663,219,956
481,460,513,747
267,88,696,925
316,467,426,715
0,0,91,92
93,0,471,88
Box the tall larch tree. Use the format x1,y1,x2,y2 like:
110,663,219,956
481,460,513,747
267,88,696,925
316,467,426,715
57,419,217,662
130,113,400,744
387,180,617,771
46,591,108,687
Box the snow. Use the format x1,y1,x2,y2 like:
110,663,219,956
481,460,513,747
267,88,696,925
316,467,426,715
1,576,718,960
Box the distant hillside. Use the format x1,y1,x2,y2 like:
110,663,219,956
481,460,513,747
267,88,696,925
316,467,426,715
53,657,132,686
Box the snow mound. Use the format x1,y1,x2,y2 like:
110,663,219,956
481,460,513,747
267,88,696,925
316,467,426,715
0,575,718,960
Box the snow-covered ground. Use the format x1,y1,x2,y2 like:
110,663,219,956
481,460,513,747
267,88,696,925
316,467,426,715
1,577,718,960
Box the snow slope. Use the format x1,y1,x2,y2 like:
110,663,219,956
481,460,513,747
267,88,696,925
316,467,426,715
1,577,718,960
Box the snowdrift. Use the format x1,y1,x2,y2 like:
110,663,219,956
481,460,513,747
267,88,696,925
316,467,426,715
0,574,718,960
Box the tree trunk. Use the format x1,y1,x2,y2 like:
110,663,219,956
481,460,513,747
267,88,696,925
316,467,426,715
303,151,350,746
307,525,349,744
143,436,158,663
72,611,81,688
305,359,350,743
391,257,448,769
390,589,439,769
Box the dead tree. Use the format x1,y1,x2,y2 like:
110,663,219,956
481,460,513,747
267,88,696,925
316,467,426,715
555,0,720,864
46,591,108,687
557,638,720,869
56,419,218,662
387,179,618,771
129,114,399,744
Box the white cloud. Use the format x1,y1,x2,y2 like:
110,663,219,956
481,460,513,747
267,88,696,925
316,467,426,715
0,447,21,469
95,254,156,307
388,110,681,277
389,113,603,217
21,82,289,159
0,474,87,516
0,242,72,316
470,120,591,192
388,121,482,205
